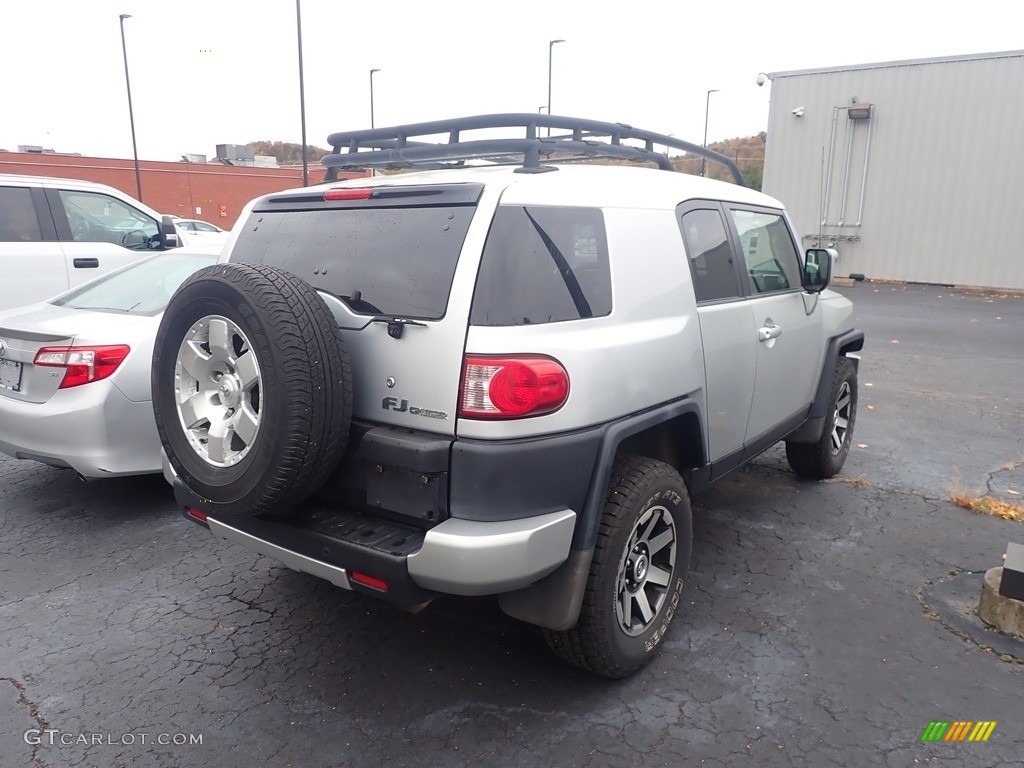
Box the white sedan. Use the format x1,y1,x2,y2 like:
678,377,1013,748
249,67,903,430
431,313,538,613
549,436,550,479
0,251,218,478
173,218,230,248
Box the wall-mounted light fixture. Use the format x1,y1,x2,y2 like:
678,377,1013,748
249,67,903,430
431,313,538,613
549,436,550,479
848,103,873,120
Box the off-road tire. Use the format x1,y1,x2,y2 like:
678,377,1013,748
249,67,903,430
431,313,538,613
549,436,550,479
543,455,692,678
785,356,857,479
152,263,353,520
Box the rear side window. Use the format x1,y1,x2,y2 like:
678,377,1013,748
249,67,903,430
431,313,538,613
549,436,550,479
233,206,474,319
471,206,612,326
0,187,43,242
680,208,740,303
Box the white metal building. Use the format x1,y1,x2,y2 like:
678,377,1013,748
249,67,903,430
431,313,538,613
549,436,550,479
761,50,1024,290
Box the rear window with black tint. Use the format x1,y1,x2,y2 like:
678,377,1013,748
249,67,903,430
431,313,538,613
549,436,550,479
471,206,612,326
0,187,42,242
232,206,475,319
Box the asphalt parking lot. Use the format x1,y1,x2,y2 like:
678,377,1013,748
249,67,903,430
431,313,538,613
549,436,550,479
2,283,1022,768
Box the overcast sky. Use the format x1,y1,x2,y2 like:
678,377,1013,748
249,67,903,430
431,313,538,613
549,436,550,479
2,0,1020,162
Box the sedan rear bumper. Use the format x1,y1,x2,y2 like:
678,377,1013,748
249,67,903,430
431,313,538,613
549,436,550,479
0,382,160,476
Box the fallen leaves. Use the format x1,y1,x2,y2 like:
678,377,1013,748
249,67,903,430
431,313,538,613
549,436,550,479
949,492,1024,522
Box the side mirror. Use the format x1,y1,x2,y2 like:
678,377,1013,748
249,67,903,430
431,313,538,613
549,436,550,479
803,247,835,292
157,215,180,249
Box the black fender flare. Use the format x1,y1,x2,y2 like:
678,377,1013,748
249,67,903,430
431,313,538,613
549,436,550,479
787,329,865,444
575,398,703,551
499,398,703,631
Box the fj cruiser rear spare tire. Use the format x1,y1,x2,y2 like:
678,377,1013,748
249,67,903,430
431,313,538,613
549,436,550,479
152,263,353,520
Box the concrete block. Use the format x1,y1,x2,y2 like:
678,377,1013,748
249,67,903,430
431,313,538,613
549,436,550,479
978,567,1024,640
998,542,1024,600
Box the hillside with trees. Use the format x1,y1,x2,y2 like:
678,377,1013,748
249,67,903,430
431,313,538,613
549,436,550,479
671,132,765,190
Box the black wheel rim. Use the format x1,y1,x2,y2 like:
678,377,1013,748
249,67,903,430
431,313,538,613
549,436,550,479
615,505,677,637
830,381,852,456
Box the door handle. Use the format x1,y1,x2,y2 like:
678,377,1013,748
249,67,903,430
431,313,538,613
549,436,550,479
758,323,782,342
73,258,99,269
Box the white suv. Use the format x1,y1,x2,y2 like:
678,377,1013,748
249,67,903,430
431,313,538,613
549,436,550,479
154,115,864,677
0,174,186,311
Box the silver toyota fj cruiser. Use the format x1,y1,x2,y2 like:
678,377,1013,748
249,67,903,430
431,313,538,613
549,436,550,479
153,115,864,678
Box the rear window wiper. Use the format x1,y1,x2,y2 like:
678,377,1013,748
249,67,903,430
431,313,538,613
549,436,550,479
337,291,426,338
338,289,382,315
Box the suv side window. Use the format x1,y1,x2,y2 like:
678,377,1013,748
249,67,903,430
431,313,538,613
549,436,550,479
729,209,802,295
57,190,159,250
471,206,612,326
680,208,741,302
0,187,43,242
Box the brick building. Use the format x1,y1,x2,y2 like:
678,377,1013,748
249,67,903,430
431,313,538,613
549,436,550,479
0,151,366,228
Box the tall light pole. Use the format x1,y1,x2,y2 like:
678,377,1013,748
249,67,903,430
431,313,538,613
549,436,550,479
701,89,719,177
369,68,381,128
118,14,142,201
295,0,309,187
547,39,565,136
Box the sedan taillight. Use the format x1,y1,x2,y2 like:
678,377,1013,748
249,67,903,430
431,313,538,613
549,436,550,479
34,345,131,389
460,355,569,419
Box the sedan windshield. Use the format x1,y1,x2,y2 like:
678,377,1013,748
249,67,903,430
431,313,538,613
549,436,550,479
52,253,217,315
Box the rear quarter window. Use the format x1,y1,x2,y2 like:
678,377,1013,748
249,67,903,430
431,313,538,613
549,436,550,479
471,206,612,326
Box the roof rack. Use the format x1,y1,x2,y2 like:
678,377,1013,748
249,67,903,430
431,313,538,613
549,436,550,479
321,113,745,185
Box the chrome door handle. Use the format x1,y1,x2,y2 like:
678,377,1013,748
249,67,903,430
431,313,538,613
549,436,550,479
758,324,782,342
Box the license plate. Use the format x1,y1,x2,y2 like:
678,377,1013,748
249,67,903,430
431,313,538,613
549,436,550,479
0,357,22,392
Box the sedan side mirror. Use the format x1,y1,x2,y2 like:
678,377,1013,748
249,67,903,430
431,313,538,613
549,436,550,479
803,247,835,293
157,215,180,249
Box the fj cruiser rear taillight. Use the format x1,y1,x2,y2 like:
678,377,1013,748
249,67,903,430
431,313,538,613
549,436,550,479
459,355,569,419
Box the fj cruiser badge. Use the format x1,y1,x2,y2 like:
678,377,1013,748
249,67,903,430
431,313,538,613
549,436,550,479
382,397,448,420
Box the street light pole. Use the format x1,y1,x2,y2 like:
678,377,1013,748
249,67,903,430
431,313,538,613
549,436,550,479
295,0,309,187
702,89,719,177
118,14,142,201
547,39,564,136
370,68,381,128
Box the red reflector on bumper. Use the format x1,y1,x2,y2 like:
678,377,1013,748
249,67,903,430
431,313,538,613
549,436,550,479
187,507,209,522
350,571,389,592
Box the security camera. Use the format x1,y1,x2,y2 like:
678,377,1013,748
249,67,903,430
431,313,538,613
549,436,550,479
756,73,767,87
791,106,805,117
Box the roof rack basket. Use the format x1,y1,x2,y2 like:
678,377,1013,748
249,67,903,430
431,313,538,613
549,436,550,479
321,113,744,185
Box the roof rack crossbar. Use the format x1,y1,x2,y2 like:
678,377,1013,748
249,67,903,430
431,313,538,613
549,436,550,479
322,138,681,173
322,113,743,184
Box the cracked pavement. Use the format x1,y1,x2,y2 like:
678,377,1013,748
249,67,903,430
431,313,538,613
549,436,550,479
1,284,1022,767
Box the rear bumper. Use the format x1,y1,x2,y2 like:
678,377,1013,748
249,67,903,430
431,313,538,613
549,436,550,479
0,382,160,476
407,510,575,595
177,479,576,601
